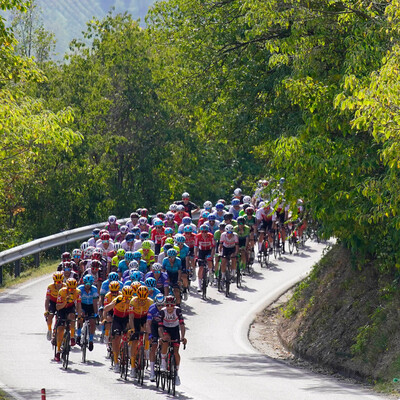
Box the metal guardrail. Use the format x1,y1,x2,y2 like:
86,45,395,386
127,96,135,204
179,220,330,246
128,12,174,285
0,218,129,285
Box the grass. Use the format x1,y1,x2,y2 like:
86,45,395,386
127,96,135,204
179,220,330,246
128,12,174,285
0,259,58,293
0,390,12,399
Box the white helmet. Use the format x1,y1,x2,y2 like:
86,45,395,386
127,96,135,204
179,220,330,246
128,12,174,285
234,188,242,196
182,192,190,198
225,224,234,232
169,204,178,211
80,241,89,251
203,201,212,209
243,195,251,204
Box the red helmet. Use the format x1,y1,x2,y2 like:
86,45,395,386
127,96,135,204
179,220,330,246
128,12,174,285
61,252,71,261
141,208,148,217
101,232,110,241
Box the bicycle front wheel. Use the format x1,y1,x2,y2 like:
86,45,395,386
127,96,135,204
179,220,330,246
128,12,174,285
225,269,230,297
62,330,70,370
81,323,88,363
202,268,207,300
120,342,129,380
137,346,145,385
236,263,242,288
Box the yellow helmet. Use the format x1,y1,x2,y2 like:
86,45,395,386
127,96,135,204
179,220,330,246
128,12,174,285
53,272,64,283
130,281,141,295
66,278,77,289
137,286,149,300
109,281,120,292
122,286,134,299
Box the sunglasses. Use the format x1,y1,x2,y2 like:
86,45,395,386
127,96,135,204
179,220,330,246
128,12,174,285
166,304,174,307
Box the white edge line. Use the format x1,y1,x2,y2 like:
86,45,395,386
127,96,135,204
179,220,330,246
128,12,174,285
0,380,27,400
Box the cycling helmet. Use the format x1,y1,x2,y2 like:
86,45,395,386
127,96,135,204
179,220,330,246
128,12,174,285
72,249,82,258
258,201,265,208
165,227,174,235
61,252,71,261
120,225,129,234
125,232,135,242
80,241,89,251
139,217,147,225
145,277,157,288
165,295,176,305
130,212,139,219
131,270,142,282
234,188,242,196
142,240,152,250
182,216,191,225
92,228,101,237
175,234,186,243
279,177,285,184
231,198,240,206
166,211,175,220
131,281,141,294
114,242,122,251
125,251,134,261
141,208,148,217
109,281,120,292
208,214,216,221
169,204,178,212
101,232,110,241
108,272,119,282
184,225,193,233
84,246,96,259
225,224,234,233
218,199,226,205
182,192,190,198
83,275,94,286
201,211,209,218
92,250,102,260
133,251,142,260
91,260,101,270
53,272,64,283
66,278,77,289
153,218,164,227
237,216,246,225
199,224,209,232
165,237,175,245
108,215,117,224
117,248,126,257
155,293,165,306
63,261,72,271
163,244,173,252
246,206,255,214
167,248,177,257
140,231,149,239
203,201,212,209
137,286,149,299
219,222,226,229
122,286,134,299
128,260,139,270
215,202,224,210
131,226,141,234
243,195,251,204
176,205,185,212
152,262,163,272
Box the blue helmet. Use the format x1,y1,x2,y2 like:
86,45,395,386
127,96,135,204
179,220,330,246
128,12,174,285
125,232,135,242
215,202,224,210
140,231,149,239
155,293,165,305
184,225,193,233
231,198,240,206
182,216,191,225
108,272,119,282
145,277,157,288
83,274,94,285
125,251,134,262
131,271,142,282
175,234,186,243
133,251,142,260
208,214,216,221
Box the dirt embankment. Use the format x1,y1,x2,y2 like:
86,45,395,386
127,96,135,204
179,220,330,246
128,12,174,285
250,244,400,387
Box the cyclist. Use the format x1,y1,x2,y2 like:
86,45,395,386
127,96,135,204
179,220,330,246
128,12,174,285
197,210,209,228
162,248,183,305
212,202,226,222
213,222,226,281
178,216,197,234
137,217,151,233
243,206,257,261
102,280,121,343
274,195,289,254
164,212,179,233
82,259,103,291
118,251,134,279
219,224,239,283
145,262,169,296
256,201,274,254
150,218,165,255
183,225,196,280
234,217,251,269
44,272,66,341
160,227,175,247
144,277,161,300
60,261,79,282
134,231,155,251
158,295,187,386
174,192,199,218
115,225,129,243
174,234,190,297
121,232,136,252
205,213,220,234
138,240,156,270
111,248,125,273
105,215,120,240
194,223,215,291
128,286,153,378
229,198,242,220
103,286,134,372
174,205,189,225
76,274,99,351
88,228,101,247
146,293,165,381
126,212,140,231
131,251,149,274
54,278,82,362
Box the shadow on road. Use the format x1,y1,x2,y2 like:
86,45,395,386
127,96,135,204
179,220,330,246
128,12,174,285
0,293,30,303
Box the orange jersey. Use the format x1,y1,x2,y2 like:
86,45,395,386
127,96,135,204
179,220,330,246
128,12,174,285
57,287,81,309
46,283,66,302
104,291,121,306
129,297,153,318
110,295,131,318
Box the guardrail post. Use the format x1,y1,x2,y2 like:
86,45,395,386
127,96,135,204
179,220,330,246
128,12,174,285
34,253,40,268
0,266,2,285
14,259,21,278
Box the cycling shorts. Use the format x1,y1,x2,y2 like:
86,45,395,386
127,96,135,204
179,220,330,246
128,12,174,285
188,247,195,257
81,303,95,317
198,249,212,261
112,315,129,336
222,246,236,259
276,211,285,225
238,237,247,248
48,300,57,314
131,315,147,340
162,325,180,346
56,305,76,321
258,220,273,232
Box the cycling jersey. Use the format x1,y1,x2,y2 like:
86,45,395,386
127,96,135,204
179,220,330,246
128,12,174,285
104,290,121,306
183,232,196,248
162,257,182,274
163,220,179,233
220,232,239,248
205,220,220,234
129,297,154,318
158,306,184,329
147,303,162,324
177,243,190,259
234,225,250,238
121,240,136,252
148,287,161,300
77,284,99,305
144,271,169,291
174,211,189,225
138,248,155,266
228,206,241,220
212,210,226,222
57,288,81,309
105,223,120,239
151,227,165,244
100,279,124,296
118,259,129,275
110,295,131,318
194,232,215,250
46,283,66,302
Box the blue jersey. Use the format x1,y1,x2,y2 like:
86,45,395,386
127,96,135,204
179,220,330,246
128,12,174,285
148,287,161,300
145,271,169,291
118,259,129,275
100,279,124,296
78,285,99,305
162,257,182,274
147,303,162,323
121,260,148,280
178,243,190,259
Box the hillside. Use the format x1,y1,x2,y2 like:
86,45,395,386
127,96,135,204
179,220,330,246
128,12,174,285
278,244,400,387
36,0,155,57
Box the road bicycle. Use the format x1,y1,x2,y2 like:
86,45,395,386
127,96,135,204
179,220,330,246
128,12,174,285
135,331,146,385
80,314,97,363
119,331,130,380
55,318,73,370
161,339,186,396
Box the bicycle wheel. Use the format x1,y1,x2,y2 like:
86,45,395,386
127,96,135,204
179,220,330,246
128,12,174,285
167,352,172,394
81,323,88,363
155,348,161,388
236,262,242,288
202,267,207,300
161,370,166,390
225,268,230,297
62,329,70,370
137,346,145,385
120,341,129,380
171,352,176,396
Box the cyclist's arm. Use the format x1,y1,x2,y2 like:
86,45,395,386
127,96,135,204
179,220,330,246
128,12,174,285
93,297,99,315
103,300,115,314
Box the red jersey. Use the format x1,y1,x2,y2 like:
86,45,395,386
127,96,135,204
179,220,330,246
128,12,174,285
151,227,165,245
184,232,196,248
174,212,189,225
194,232,215,250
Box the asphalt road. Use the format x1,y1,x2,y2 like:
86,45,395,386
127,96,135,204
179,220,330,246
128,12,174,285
0,240,389,400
